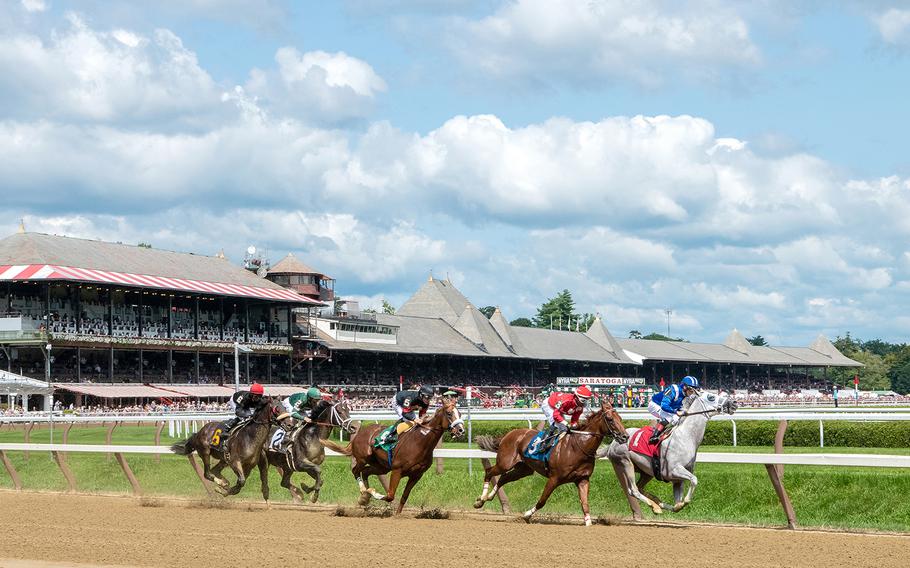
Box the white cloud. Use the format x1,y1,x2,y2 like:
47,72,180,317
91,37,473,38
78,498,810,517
21,0,46,13
0,15,221,123
445,0,761,88
872,8,910,45
245,47,387,123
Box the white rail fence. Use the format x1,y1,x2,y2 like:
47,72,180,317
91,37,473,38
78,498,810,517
1,442,907,530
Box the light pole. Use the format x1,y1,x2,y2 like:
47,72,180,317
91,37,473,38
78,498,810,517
664,309,672,338
234,341,253,391
46,343,53,446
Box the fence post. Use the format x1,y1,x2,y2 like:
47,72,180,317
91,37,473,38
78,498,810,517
774,420,788,478
731,420,737,447
765,463,797,529
435,436,444,474
52,451,77,492
819,420,824,448
24,422,34,461
154,422,165,464
0,449,22,490
115,453,142,496
106,422,119,462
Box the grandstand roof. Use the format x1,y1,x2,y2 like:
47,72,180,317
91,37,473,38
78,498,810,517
268,253,329,278
320,278,862,368
0,232,317,304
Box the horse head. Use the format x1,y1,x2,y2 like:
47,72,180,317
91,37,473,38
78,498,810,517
331,399,358,434
686,391,735,417
255,396,283,425
598,400,628,444
439,396,466,439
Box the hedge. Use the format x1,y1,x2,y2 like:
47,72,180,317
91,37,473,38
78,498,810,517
439,419,910,448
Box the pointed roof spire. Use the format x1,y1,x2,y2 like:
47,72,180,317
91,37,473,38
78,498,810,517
398,277,470,324
216,249,226,260
809,334,840,359
724,328,752,355
585,315,636,363
17,219,26,234
489,307,516,351
452,304,513,355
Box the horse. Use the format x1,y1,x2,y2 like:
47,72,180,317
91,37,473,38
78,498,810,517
473,400,628,527
170,396,281,500
321,396,465,514
266,399,357,503
601,391,737,516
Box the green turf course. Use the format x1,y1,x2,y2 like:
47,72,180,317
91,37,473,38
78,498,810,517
1,423,909,532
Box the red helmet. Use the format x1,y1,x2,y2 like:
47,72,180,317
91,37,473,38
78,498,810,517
575,385,593,399
250,383,264,396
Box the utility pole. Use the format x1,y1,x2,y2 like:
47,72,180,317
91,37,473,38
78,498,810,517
665,309,672,338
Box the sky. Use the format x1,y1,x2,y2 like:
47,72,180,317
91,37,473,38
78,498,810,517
2,0,910,345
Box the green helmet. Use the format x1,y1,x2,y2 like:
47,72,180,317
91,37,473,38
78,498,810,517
306,387,321,400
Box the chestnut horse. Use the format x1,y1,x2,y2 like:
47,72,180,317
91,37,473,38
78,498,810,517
474,401,628,526
171,397,281,500
321,396,465,514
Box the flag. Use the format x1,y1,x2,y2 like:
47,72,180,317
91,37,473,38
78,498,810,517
853,375,859,387
659,378,665,388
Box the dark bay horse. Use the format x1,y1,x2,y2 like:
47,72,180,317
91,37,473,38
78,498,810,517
267,399,357,502
321,396,465,514
474,401,628,526
171,397,281,500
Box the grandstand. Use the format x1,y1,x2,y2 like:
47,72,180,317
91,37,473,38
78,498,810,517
0,231,321,401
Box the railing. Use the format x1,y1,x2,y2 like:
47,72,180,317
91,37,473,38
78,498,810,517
0,441,906,530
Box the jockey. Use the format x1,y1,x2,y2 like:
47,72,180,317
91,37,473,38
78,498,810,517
648,375,699,443
530,385,592,453
225,382,265,431
378,384,434,445
277,387,324,427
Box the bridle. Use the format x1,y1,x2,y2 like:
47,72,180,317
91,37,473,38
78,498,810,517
569,408,626,457
404,400,464,435
303,401,356,432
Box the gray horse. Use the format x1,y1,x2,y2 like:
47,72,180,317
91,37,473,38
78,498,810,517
266,399,357,502
601,392,737,516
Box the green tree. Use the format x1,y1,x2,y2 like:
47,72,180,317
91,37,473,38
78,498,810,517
748,335,768,346
628,330,642,339
890,358,910,395
479,306,496,319
137,242,152,249
642,332,686,342
849,351,890,390
381,299,396,315
510,317,533,327
532,289,577,330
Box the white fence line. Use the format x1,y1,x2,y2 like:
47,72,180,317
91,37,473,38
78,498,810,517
2,443,909,468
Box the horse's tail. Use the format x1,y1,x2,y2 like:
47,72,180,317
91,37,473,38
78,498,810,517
170,437,195,456
476,435,501,452
320,438,352,456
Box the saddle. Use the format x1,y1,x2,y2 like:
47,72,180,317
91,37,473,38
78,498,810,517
523,430,560,463
211,417,251,451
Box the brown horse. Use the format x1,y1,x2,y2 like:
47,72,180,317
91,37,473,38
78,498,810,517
474,401,628,526
171,397,281,500
321,396,465,514
266,399,357,503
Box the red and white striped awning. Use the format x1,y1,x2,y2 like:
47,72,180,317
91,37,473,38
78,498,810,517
0,264,319,305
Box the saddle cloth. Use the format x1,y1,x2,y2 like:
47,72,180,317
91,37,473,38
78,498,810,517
373,424,398,453
210,418,250,451
269,428,286,451
522,430,557,463
628,426,660,458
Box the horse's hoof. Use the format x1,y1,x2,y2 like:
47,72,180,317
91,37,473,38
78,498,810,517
660,503,673,511
473,499,484,509
522,515,532,524
672,503,685,513
310,493,319,504
651,506,663,515
358,492,371,507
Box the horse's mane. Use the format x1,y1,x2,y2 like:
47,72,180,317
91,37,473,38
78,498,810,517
576,406,607,432
682,394,699,411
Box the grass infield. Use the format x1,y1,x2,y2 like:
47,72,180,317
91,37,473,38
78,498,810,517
1,423,908,532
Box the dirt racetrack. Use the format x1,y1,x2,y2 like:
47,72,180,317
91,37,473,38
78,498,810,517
0,492,907,568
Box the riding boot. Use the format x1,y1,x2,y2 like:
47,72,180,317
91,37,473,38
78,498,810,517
649,422,665,445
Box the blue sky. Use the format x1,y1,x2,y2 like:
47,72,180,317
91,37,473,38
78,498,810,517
2,0,910,345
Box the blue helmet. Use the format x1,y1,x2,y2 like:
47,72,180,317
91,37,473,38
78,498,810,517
680,376,699,390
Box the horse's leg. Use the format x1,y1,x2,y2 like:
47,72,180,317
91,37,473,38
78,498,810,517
523,476,560,522
396,472,423,515
576,478,593,527
637,473,670,511
208,456,232,493
226,459,247,496
668,465,698,512
622,459,662,515
382,469,403,504
475,461,532,509
477,455,507,504
294,458,323,503
277,464,304,502
258,454,270,504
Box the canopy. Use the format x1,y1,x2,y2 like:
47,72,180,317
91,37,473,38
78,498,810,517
0,370,53,395
151,384,234,397
54,383,185,399
0,264,319,304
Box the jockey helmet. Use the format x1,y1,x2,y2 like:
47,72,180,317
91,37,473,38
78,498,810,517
680,376,699,390
306,387,321,400
575,385,593,399
418,385,434,399
250,383,264,396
